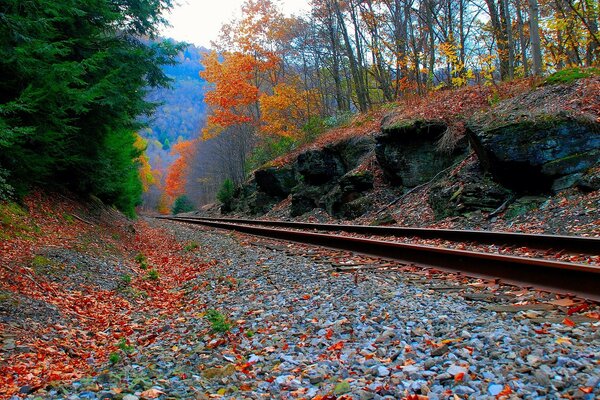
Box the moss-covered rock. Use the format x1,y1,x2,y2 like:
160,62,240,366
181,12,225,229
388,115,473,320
468,115,600,192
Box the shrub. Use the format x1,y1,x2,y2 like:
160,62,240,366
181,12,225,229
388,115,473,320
205,309,231,333
117,338,134,354
245,136,297,172
109,352,120,364
184,242,199,251
145,268,159,280
216,179,235,206
171,195,196,214
121,274,132,285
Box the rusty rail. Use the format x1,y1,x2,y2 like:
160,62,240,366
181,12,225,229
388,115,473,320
159,216,600,301
167,216,600,254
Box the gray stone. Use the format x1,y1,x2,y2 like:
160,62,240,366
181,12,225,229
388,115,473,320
376,119,467,187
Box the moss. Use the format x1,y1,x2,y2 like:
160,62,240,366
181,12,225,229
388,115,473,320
0,202,39,239
543,67,600,85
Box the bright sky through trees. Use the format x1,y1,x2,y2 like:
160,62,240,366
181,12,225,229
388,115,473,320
160,0,309,47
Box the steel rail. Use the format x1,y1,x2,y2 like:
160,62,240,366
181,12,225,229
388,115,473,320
168,216,600,254
159,216,600,301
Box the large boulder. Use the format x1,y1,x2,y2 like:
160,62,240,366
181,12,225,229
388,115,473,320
323,171,374,218
468,84,600,193
375,119,468,187
254,167,297,198
429,161,512,220
290,184,328,217
295,149,346,185
330,136,375,170
229,180,278,216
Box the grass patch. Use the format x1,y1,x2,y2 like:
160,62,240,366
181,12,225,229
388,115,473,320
117,338,134,354
121,274,132,285
0,202,39,240
544,67,600,85
184,242,199,252
145,269,159,281
109,352,120,364
205,309,231,333
134,252,148,270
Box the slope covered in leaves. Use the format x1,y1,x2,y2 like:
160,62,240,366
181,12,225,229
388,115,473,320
0,193,209,397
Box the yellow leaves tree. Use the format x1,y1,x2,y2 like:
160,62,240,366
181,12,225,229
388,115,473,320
134,134,158,192
259,82,320,138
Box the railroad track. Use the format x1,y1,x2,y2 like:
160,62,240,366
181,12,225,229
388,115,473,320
157,215,600,301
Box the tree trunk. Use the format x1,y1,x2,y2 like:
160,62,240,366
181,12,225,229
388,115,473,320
528,0,543,75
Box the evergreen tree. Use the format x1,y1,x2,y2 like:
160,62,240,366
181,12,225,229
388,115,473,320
0,0,183,214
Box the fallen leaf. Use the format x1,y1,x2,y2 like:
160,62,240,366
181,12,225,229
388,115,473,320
140,388,164,399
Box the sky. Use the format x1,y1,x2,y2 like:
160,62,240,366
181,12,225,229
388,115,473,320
160,0,310,48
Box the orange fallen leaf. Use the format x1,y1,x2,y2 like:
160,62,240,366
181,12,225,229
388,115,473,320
140,388,164,399
327,341,344,351
562,318,576,327
454,372,465,382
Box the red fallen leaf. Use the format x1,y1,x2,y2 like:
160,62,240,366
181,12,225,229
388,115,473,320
454,372,465,382
302,294,311,300
567,303,589,315
497,385,512,397
579,387,593,394
327,341,344,351
325,328,333,340
562,318,576,327
534,328,550,334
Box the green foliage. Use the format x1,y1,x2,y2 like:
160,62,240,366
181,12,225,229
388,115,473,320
121,274,132,285
0,169,14,201
117,338,134,354
134,253,147,264
544,67,600,85
205,309,231,333
245,330,254,338
0,0,183,214
216,179,235,206
145,268,159,280
109,352,120,364
246,136,297,172
184,242,199,251
171,195,196,214
135,252,148,270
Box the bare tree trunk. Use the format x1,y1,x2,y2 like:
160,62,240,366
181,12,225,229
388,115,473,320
529,0,543,75
333,0,369,112
515,0,530,76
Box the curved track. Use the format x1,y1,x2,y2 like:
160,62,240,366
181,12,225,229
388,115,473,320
158,216,600,301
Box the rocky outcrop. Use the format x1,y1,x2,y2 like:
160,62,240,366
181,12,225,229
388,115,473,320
323,171,374,218
254,167,297,198
290,137,375,217
468,109,600,193
429,160,512,219
375,119,468,187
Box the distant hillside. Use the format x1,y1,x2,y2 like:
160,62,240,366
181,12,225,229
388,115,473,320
141,42,208,164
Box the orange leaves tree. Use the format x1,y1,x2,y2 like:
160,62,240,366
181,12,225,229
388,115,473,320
165,139,196,200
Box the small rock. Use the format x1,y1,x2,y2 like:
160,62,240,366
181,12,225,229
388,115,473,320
431,344,449,357
376,366,390,377
488,384,504,396
334,381,351,395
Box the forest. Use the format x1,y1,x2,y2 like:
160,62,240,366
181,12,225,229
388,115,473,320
0,0,181,216
160,0,600,213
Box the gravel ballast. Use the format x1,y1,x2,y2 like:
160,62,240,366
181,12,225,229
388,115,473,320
28,218,600,400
